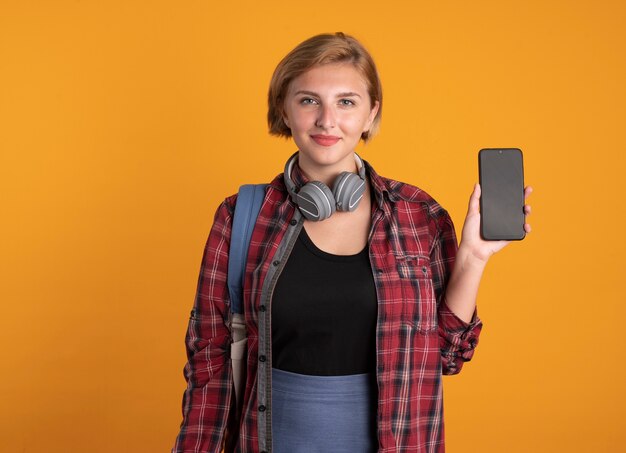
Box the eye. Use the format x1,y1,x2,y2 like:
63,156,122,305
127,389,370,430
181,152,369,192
299,97,318,105
339,99,356,107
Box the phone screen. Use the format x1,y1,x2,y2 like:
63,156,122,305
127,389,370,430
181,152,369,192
478,148,525,240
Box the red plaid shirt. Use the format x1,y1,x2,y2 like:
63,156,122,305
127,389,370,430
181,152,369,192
173,160,482,452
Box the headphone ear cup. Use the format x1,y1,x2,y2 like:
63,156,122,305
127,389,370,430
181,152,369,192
333,172,366,212
296,181,336,221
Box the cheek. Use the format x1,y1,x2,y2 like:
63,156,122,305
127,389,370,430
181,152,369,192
289,112,316,133
341,113,370,134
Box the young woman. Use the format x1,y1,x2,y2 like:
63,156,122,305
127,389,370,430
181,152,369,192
173,32,532,453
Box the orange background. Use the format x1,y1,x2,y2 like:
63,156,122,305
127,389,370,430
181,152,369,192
1,1,624,452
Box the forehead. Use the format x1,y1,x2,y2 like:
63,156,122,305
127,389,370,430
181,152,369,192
287,63,369,95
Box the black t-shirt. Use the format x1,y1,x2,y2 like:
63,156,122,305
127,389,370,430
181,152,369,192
271,227,378,376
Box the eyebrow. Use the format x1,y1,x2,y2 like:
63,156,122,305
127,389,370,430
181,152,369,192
294,90,362,98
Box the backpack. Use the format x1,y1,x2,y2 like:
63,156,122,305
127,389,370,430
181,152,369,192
227,184,267,410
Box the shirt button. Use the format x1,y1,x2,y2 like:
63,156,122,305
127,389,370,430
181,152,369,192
376,268,383,274
259,355,267,362
273,260,280,266
258,404,266,412
290,219,297,226
259,305,266,312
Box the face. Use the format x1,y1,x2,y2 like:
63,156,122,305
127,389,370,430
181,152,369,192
282,63,379,174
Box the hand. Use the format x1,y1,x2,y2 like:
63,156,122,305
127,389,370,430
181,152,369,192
458,184,533,263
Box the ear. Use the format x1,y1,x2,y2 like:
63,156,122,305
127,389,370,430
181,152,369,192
364,100,380,132
282,107,291,128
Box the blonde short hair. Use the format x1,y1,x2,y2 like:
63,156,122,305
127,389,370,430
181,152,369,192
268,32,383,142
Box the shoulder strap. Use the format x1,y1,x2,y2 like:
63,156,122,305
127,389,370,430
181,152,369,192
227,184,267,314
227,184,266,413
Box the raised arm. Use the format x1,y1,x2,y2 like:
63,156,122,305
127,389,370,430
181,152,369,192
445,184,532,322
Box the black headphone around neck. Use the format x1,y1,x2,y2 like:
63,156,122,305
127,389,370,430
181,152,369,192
283,151,367,222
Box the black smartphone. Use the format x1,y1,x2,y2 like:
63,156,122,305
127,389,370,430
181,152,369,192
478,148,526,241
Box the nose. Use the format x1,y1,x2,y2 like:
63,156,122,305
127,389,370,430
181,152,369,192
315,104,336,129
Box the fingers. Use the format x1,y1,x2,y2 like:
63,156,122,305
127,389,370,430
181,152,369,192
524,186,533,200
524,186,533,219
524,198,532,233
523,187,532,233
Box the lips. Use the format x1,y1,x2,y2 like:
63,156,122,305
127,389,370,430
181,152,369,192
311,135,340,146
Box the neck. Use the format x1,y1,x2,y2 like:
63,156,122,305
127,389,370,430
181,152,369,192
297,153,359,186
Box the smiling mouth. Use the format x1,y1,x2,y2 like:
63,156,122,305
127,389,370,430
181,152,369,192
311,135,340,146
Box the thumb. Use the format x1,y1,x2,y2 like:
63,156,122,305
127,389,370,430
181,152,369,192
468,183,481,215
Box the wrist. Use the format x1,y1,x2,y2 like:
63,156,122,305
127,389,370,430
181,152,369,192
456,243,490,273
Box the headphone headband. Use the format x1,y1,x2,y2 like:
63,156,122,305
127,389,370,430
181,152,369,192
283,151,367,221
283,151,366,203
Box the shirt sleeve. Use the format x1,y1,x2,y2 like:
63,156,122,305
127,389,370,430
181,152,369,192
430,210,483,376
172,200,236,453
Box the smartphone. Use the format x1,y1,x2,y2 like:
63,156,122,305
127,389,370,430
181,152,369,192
478,148,526,241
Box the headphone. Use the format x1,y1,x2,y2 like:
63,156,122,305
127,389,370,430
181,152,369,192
283,151,367,221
